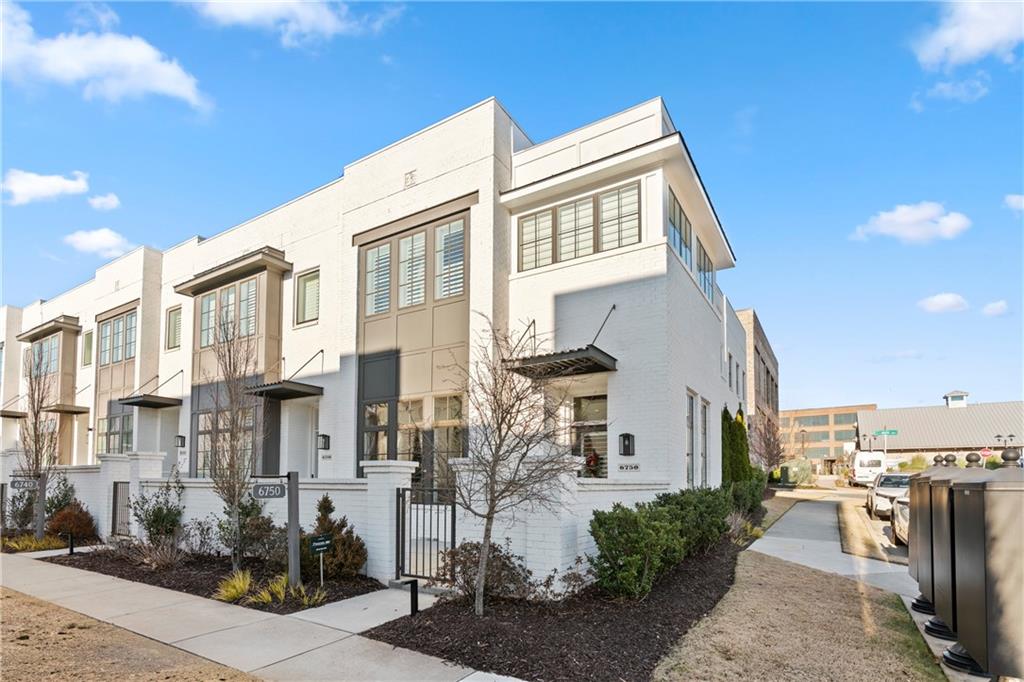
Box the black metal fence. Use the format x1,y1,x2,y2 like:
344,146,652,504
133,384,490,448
111,481,130,536
395,486,456,580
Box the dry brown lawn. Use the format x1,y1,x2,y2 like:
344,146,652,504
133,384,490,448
654,551,943,682
0,588,253,681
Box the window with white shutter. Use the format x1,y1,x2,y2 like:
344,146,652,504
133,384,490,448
296,270,320,323
166,307,182,350
365,244,391,315
435,219,465,299
239,278,257,336
398,233,425,308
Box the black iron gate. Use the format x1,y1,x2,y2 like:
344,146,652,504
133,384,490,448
395,487,456,580
111,481,130,536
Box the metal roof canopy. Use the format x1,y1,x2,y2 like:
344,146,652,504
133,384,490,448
246,380,324,401
0,409,27,419
42,403,89,415
506,344,617,380
117,395,184,409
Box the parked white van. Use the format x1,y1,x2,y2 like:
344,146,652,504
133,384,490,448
850,451,887,486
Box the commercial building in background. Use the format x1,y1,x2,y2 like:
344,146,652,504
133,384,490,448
855,391,1024,467
0,97,750,581
779,403,877,473
735,308,778,426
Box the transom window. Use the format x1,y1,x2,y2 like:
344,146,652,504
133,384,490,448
518,182,641,272
573,395,608,479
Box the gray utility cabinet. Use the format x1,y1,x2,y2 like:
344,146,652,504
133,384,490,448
952,466,1024,678
910,464,947,594
929,468,990,634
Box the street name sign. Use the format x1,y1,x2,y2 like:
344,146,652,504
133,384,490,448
874,429,898,437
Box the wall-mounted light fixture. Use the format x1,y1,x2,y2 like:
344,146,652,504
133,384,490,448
317,434,330,451
619,433,635,457
174,435,186,448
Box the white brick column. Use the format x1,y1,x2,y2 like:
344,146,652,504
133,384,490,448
97,453,130,539
360,460,417,583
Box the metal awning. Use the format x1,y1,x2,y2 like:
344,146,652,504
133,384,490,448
505,344,617,380
0,409,27,419
118,395,183,409
246,380,323,400
42,403,89,415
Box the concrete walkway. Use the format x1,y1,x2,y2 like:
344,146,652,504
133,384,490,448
0,553,520,681
748,495,918,596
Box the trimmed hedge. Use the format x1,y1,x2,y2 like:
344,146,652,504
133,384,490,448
655,487,732,555
731,470,768,516
589,502,685,599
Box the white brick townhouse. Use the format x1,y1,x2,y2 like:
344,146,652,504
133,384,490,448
1,98,748,580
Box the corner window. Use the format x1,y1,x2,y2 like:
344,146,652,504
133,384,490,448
696,238,715,301
573,395,608,479
295,270,320,324
598,183,640,251
82,331,93,367
668,189,692,268
30,334,59,376
398,234,425,308
365,244,391,316
166,307,182,350
124,312,137,360
519,210,553,271
435,219,465,299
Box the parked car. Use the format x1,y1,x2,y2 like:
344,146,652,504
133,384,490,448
866,472,911,519
850,451,887,487
891,495,910,546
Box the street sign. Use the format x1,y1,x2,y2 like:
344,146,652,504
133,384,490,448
252,482,286,499
10,478,38,490
980,447,993,457
310,533,332,555
874,429,898,437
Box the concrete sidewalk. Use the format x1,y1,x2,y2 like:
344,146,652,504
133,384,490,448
0,553,520,681
748,497,918,596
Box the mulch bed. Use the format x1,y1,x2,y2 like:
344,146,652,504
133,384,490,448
367,538,746,682
44,552,383,615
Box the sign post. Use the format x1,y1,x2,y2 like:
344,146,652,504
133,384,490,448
873,429,898,459
310,533,332,588
34,472,47,540
252,472,300,588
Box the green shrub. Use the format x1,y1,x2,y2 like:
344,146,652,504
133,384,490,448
5,489,37,532
46,500,98,541
589,502,684,599
46,472,76,518
731,470,768,517
300,495,367,580
985,458,1001,470
656,486,732,555
434,540,533,600
216,495,269,563
780,458,814,486
131,471,185,541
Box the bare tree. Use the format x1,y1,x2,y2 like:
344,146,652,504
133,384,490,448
452,316,578,617
750,414,787,471
206,317,264,570
18,350,59,538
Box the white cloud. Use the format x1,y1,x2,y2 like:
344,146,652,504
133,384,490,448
926,71,991,102
63,227,135,258
982,300,1008,317
88,192,120,210
70,2,120,32
852,201,971,244
2,169,89,205
918,293,969,313
913,2,1024,70
2,2,210,110
192,1,404,48
1005,194,1024,212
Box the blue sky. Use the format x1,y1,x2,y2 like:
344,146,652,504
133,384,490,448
2,1,1022,410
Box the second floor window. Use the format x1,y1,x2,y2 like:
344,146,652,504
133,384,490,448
238,279,256,337
296,270,320,323
99,321,111,365
668,189,692,268
558,198,594,261
435,219,465,299
365,244,391,315
99,310,136,366
112,317,124,363
198,278,256,347
399,234,425,308
200,293,216,347
696,237,715,301
124,312,137,359
166,307,182,350
82,331,93,367
519,210,553,271
30,335,59,375
599,183,640,250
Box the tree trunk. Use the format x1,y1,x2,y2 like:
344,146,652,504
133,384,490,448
33,472,48,540
231,503,241,571
474,513,495,617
